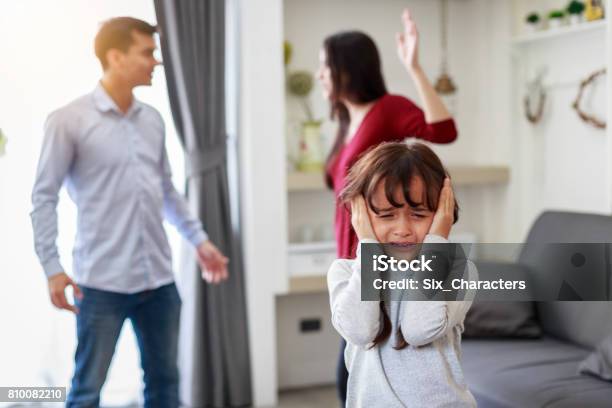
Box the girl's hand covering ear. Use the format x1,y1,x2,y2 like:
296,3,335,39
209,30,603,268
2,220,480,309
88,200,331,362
429,177,455,239
351,195,377,241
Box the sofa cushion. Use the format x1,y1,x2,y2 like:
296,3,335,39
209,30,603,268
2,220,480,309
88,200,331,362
464,301,541,338
464,261,541,338
579,335,612,381
462,337,612,408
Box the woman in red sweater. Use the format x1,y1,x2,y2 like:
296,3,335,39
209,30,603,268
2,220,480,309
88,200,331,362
317,9,458,405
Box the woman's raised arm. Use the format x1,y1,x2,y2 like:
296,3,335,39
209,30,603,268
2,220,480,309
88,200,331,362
396,8,452,123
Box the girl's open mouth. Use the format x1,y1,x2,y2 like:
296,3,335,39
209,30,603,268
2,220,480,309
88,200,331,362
389,242,417,248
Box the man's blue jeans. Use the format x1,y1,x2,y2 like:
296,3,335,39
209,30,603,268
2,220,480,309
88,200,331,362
66,282,181,408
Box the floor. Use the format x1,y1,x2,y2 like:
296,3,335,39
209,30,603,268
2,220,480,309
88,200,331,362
13,385,339,408
273,385,339,408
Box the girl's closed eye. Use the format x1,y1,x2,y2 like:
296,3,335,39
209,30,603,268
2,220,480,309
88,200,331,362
408,205,427,218
376,209,396,219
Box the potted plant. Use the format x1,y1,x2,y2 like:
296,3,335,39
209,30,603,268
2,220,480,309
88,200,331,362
525,12,542,33
548,9,566,28
567,0,586,24
287,71,324,172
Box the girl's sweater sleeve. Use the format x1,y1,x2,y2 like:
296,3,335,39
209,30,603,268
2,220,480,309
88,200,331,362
327,240,380,347
399,234,477,347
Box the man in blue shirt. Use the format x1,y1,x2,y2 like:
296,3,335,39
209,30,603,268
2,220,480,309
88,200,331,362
30,17,228,408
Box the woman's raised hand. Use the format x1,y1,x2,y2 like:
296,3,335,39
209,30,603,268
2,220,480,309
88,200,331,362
351,195,377,241
429,177,455,239
396,8,420,72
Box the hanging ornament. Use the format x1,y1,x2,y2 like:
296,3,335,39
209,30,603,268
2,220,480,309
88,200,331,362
523,70,546,124
434,0,458,114
572,68,606,130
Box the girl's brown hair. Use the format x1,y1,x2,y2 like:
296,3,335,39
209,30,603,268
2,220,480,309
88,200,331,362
339,141,459,349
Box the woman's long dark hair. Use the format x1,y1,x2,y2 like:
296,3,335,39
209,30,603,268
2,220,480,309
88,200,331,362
323,31,388,188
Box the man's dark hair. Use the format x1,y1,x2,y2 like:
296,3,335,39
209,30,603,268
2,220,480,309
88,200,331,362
95,17,157,70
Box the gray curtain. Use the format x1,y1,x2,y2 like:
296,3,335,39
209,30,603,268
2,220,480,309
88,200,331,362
154,1,252,407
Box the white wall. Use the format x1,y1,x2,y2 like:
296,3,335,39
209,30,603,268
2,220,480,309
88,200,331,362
512,0,610,234
239,0,288,405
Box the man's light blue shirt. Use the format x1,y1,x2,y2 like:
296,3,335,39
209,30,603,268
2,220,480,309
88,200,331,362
31,84,208,294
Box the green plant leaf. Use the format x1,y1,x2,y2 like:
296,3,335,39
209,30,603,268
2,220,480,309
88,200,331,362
567,0,585,15
548,9,566,18
526,12,540,23
287,71,314,96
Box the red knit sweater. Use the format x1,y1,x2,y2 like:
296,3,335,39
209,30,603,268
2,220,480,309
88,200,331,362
325,94,458,259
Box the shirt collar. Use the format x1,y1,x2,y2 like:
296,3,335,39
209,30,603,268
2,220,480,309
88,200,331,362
92,82,143,117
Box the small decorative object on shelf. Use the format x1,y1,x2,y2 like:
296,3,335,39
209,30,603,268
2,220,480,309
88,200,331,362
567,0,586,25
524,71,546,125
548,9,567,29
297,120,325,172
287,70,324,172
434,0,458,114
585,0,605,21
572,68,606,130
284,40,325,173
287,71,315,122
0,128,7,157
525,12,542,33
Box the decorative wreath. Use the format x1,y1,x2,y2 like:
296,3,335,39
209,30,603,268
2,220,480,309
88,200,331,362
572,68,606,130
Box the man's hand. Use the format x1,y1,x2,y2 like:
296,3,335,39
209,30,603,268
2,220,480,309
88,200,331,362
351,195,377,241
47,272,83,314
428,177,455,239
196,240,229,284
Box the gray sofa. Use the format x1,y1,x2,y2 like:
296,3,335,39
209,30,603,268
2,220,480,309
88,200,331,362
462,211,612,408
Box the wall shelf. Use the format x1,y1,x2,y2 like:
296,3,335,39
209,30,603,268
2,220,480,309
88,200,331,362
448,165,510,186
286,171,328,192
512,19,606,46
288,276,327,294
288,241,335,254
288,165,510,192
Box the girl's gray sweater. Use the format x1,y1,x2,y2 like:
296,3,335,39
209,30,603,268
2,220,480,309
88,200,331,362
327,235,478,408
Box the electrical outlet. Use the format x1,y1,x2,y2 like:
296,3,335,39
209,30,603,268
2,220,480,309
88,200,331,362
299,318,321,333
